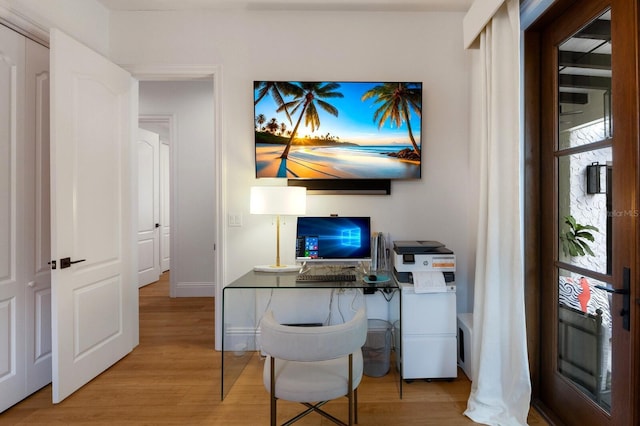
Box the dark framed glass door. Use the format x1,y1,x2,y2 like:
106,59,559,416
535,0,638,424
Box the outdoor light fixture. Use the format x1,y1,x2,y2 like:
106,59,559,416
586,162,607,194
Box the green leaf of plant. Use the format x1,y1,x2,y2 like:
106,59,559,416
575,231,595,242
579,240,595,256
559,215,598,257
575,222,598,232
569,242,583,256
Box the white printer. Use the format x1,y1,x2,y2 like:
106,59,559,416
392,240,456,292
390,240,458,380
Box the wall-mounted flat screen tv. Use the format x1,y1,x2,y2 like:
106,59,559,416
254,81,422,180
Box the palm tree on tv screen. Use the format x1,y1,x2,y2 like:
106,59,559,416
266,117,279,133
255,113,266,130
254,81,300,125
361,82,422,156
278,82,344,159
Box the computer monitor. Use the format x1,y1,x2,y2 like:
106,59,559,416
295,216,371,263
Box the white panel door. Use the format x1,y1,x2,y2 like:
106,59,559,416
160,142,171,272
50,28,138,403
24,34,52,396
137,128,160,287
0,23,27,412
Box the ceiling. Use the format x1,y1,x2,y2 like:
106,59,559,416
97,0,473,12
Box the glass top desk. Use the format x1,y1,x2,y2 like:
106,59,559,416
221,268,399,400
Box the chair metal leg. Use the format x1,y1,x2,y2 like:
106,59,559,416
270,357,276,426
354,387,358,424
348,353,353,426
285,402,337,426
269,353,359,426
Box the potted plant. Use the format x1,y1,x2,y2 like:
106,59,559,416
559,214,599,257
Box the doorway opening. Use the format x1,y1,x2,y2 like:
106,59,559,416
136,78,219,299
128,66,224,351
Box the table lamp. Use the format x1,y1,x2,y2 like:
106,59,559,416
250,186,306,272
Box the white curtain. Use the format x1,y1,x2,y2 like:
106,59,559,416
464,0,532,425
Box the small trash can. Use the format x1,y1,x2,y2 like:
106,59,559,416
363,319,392,377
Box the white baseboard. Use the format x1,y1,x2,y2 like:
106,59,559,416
224,326,260,352
174,281,216,297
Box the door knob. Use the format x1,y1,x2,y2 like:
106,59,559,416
595,285,629,295
595,267,631,331
60,257,86,269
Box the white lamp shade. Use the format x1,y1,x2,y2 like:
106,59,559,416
250,186,306,216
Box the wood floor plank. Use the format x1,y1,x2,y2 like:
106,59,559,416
0,272,549,425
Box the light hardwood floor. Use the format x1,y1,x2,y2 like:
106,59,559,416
1,272,548,425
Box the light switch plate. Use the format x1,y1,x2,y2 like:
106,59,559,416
228,213,242,227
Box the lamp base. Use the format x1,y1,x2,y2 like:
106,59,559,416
253,264,300,273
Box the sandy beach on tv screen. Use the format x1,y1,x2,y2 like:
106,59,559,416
255,144,420,179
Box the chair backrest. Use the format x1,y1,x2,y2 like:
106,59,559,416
260,307,367,362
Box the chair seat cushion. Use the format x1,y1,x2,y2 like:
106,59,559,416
264,351,363,402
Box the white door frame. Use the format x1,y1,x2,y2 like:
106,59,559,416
125,65,225,351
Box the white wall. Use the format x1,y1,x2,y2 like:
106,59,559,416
139,81,216,296
109,9,475,313
1,4,475,312
0,0,110,55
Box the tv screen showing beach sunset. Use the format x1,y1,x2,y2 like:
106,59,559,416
254,81,422,180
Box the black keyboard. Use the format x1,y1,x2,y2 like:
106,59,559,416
296,274,357,282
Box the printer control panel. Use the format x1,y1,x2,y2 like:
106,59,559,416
402,253,415,264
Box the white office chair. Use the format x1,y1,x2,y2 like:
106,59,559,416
260,306,368,426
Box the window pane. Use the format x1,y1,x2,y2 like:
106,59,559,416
557,268,612,411
558,10,612,149
558,147,611,274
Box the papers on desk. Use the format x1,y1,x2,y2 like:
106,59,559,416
412,271,446,293
371,232,389,272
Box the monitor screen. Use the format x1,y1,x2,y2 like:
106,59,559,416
295,216,371,262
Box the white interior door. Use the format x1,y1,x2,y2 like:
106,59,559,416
137,128,160,287
50,28,138,403
138,116,172,274
1,23,52,413
0,22,27,412
24,31,52,397
160,142,171,272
